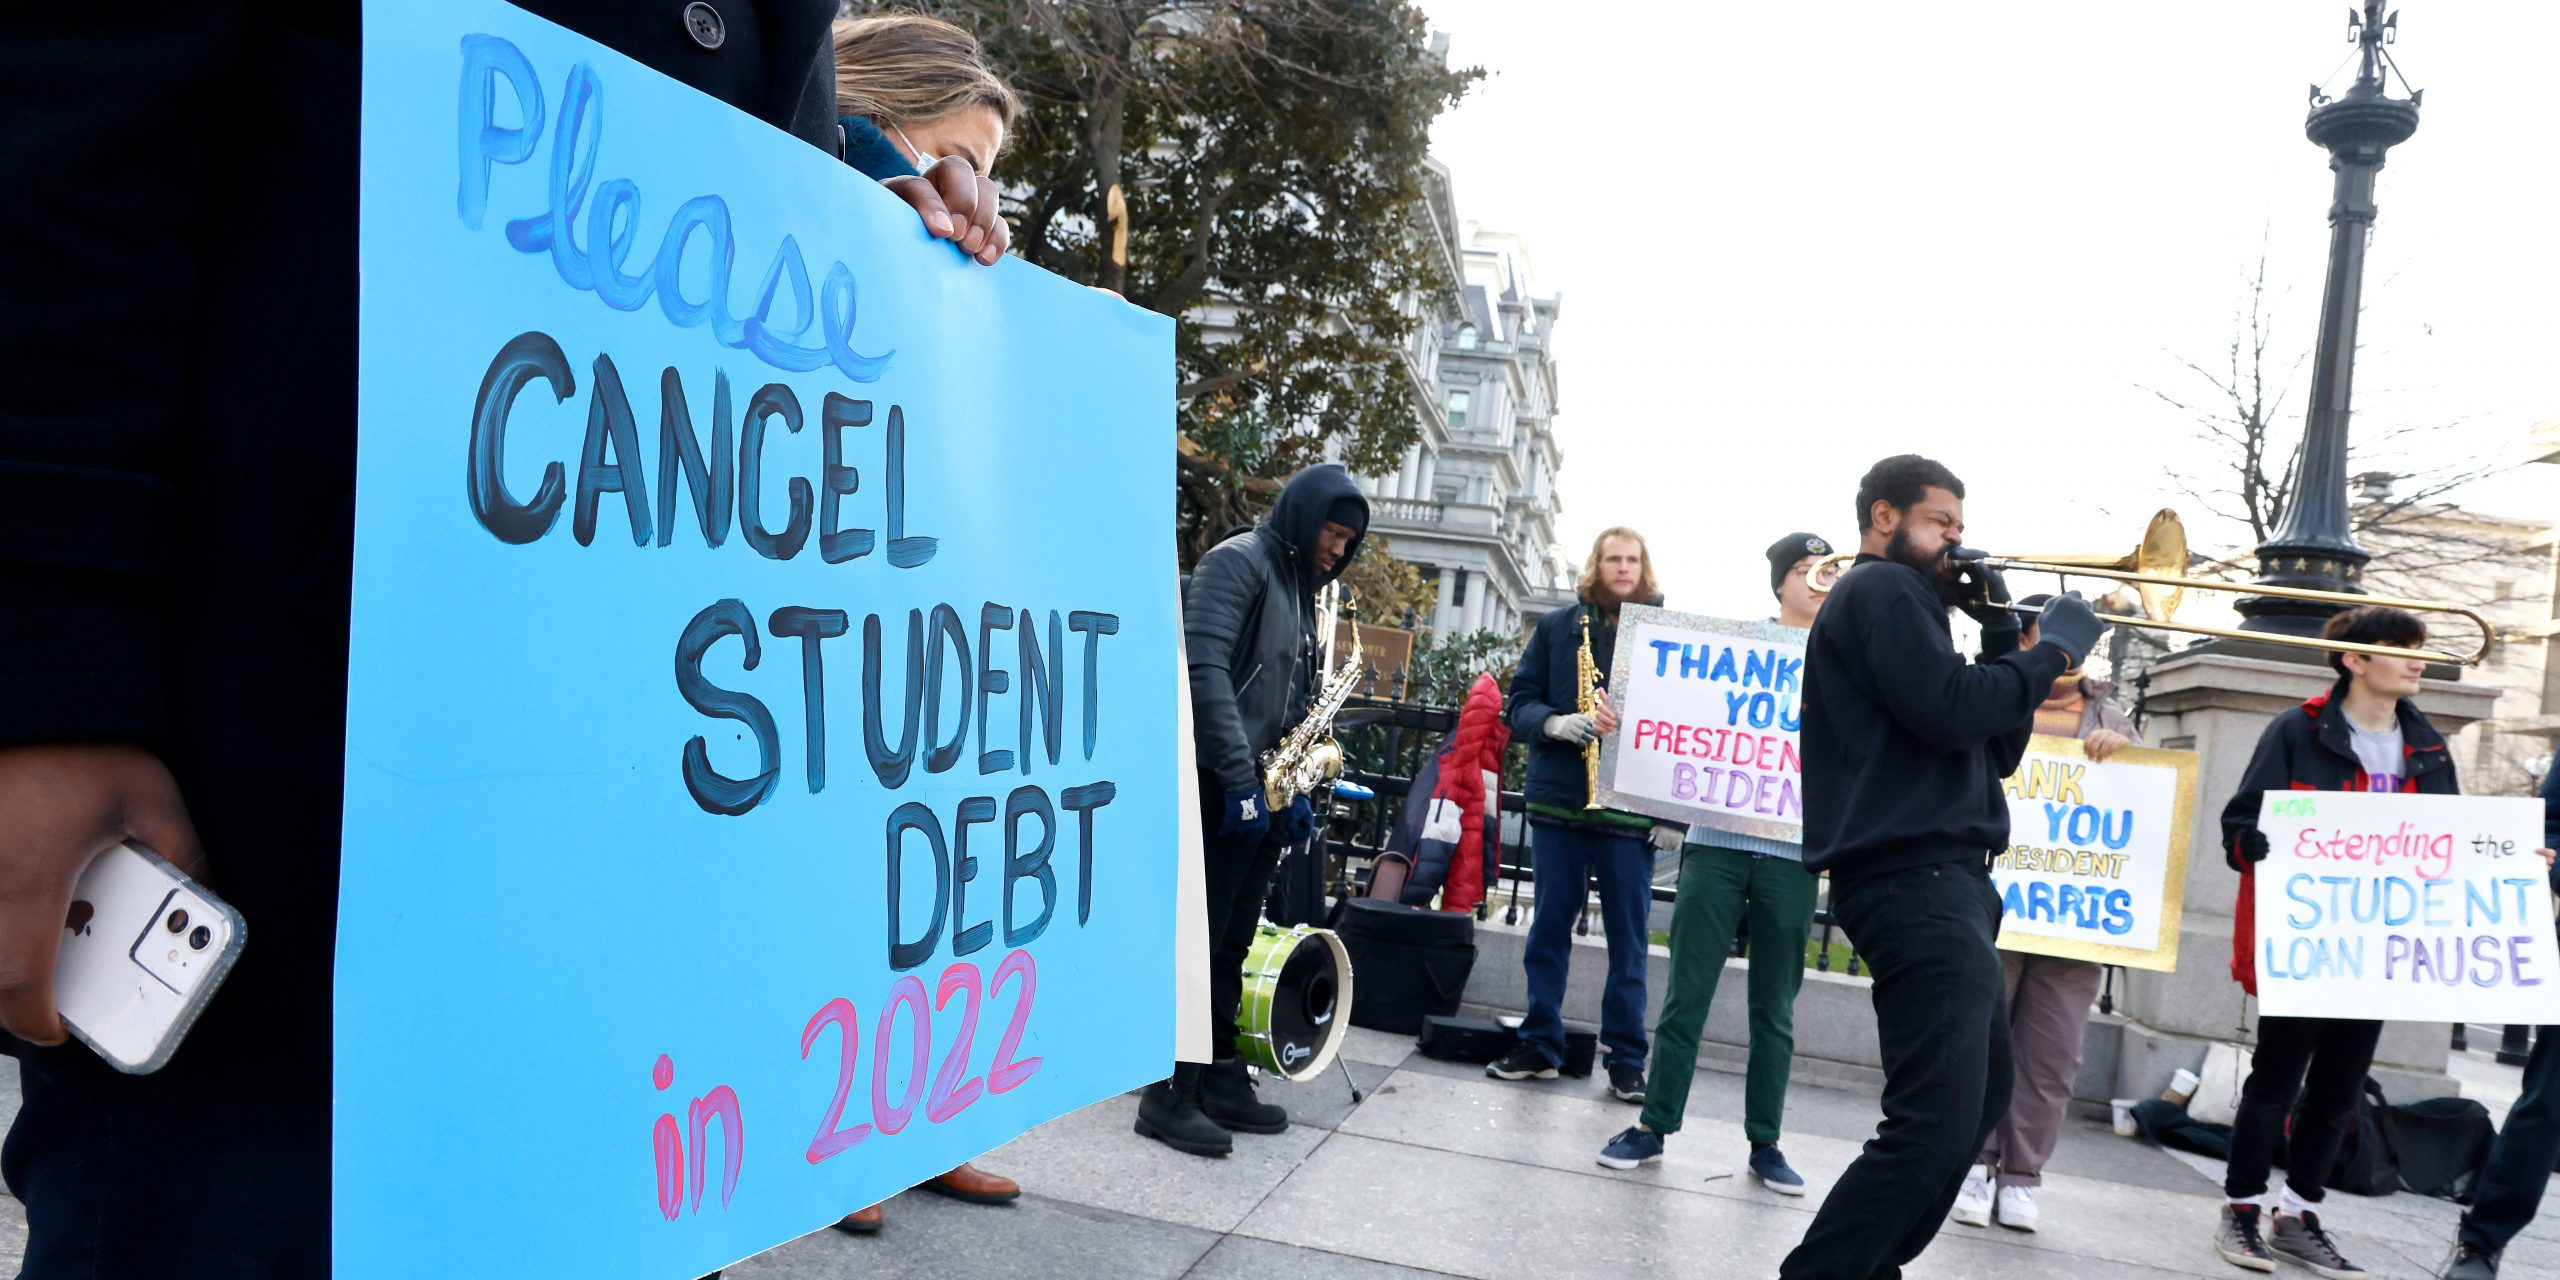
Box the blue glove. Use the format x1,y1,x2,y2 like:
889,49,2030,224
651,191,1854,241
1220,788,1272,845
1282,795,1317,844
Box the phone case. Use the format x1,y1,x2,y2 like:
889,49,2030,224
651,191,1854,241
56,843,246,1074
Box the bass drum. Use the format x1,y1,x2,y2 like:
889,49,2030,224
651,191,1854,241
1236,924,1353,1081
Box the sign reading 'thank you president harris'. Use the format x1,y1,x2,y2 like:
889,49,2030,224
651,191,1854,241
2253,791,2560,1023
339,2,1180,1276
1994,735,2195,972
1598,605,1806,847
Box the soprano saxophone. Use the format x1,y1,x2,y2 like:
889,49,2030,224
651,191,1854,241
1260,610,1365,810
1577,611,1604,810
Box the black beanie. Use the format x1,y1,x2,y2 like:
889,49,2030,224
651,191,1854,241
1326,496,1368,534
1766,532,1834,593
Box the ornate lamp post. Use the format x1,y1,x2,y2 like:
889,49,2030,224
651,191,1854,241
2237,2,2423,639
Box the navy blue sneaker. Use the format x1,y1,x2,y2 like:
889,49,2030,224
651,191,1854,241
1607,1060,1647,1103
1749,1144,1806,1196
1597,1125,1664,1170
1486,1044,1559,1081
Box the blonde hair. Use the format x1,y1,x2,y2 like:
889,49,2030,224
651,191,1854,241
832,13,1021,143
1576,527,1659,607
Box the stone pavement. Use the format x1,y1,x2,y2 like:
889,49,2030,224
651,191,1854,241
0,1038,2546,1277
710,1027,2560,1280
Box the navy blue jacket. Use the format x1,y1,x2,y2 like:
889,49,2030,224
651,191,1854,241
1508,595,1657,814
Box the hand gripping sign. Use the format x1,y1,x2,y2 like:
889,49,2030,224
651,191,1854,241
2253,791,2560,1023
340,3,1180,1274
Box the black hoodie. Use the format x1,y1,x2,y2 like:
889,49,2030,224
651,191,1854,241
1799,554,2070,881
1183,465,1369,797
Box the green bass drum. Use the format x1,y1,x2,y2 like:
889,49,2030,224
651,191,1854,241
1236,924,1353,1081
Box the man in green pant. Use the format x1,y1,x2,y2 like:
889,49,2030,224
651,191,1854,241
1595,533,1831,1195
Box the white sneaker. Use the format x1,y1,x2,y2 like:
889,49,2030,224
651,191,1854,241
1996,1185,2039,1232
1950,1164,1994,1228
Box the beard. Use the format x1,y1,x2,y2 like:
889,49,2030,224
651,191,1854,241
1885,526,1955,583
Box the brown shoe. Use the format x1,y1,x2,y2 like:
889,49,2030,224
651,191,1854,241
832,1204,883,1235
923,1162,1021,1204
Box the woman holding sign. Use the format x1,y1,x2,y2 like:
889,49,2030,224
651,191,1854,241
2212,607,2457,1279
1950,596,2141,1235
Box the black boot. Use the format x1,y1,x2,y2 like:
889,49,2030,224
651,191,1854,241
1198,1057,1289,1134
1134,1064,1232,1157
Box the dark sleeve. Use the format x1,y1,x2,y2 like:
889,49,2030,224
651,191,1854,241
1183,544,1262,796
0,8,245,747
1507,613,1560,741
2544,764,2560,894
2220,716,2295,872
1856,586,2067,753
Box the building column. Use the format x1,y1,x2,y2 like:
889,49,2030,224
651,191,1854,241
1433,568,1457,634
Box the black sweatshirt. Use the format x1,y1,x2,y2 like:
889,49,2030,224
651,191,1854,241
1799,554,2071,881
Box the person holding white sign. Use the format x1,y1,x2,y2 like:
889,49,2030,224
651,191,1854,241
1951,596,2141,1235
1595,531,1832,1195
2212,606,2456,1279
1779,456,2104,1280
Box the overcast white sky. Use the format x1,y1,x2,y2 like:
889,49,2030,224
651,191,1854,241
1416,1,2560,620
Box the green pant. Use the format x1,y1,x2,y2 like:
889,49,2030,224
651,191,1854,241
1640,845,1820,1144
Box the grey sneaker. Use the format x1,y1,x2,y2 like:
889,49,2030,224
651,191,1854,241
2269,1211,2367,1280
2215,1204,2275,1273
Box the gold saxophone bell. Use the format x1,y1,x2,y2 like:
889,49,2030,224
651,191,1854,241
1801,509,2494,667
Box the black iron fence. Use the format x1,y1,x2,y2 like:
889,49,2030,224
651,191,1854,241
1284,681,1868,978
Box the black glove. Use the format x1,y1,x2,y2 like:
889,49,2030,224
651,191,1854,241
2235,828,2270,865
2033,591,2102,667
1953,559,2017,633
1281,795,1316,844
1221,788,1272,845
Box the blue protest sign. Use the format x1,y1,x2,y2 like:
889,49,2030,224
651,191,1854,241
340,3,1177,1274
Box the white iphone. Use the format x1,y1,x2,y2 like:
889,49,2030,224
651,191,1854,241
56,842,245,1073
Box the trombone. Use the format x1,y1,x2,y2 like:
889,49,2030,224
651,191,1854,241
1803,509,2495,667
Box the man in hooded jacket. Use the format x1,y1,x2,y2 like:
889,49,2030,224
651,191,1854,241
1144,464,1368,1157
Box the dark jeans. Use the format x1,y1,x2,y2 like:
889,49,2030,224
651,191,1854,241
1783,860,2012,1280
2464,1024,2560,1252
2224,1014,2383,1201
4,1045,327,1277
1200,775,1291,1052
1516,819,1652,1071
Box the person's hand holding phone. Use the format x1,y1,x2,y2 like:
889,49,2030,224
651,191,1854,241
0,744,205,1045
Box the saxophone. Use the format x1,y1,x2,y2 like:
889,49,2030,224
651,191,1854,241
1261,610,1365,810
1578,611,1604,810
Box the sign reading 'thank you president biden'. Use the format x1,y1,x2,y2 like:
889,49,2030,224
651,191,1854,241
1994,736,2195,972
1598,604,1806,847
2253,792,2560,1022
339,2,1179,1276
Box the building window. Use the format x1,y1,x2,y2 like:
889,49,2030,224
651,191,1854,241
1447,389,1469,430
1433,482,1461,505
1456,324,1479,350
1451,570,1468,607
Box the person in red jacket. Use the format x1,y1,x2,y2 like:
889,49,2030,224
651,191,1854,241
2213,606,2454,1279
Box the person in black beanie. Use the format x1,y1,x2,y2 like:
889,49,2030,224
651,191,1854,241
1781,455,2101,1280
1150,464,1368,1157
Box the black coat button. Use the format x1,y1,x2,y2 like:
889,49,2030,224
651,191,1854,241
682,3,725,50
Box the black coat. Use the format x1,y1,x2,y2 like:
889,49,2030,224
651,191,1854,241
1507,594,1658,812
0,0,844,1102
1184,465,1368,797
2220,677,2459,995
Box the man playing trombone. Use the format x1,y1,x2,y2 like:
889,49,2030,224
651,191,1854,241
1780,455,2101,1280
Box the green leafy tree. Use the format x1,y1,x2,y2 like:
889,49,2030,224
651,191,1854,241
916,0,1480,560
